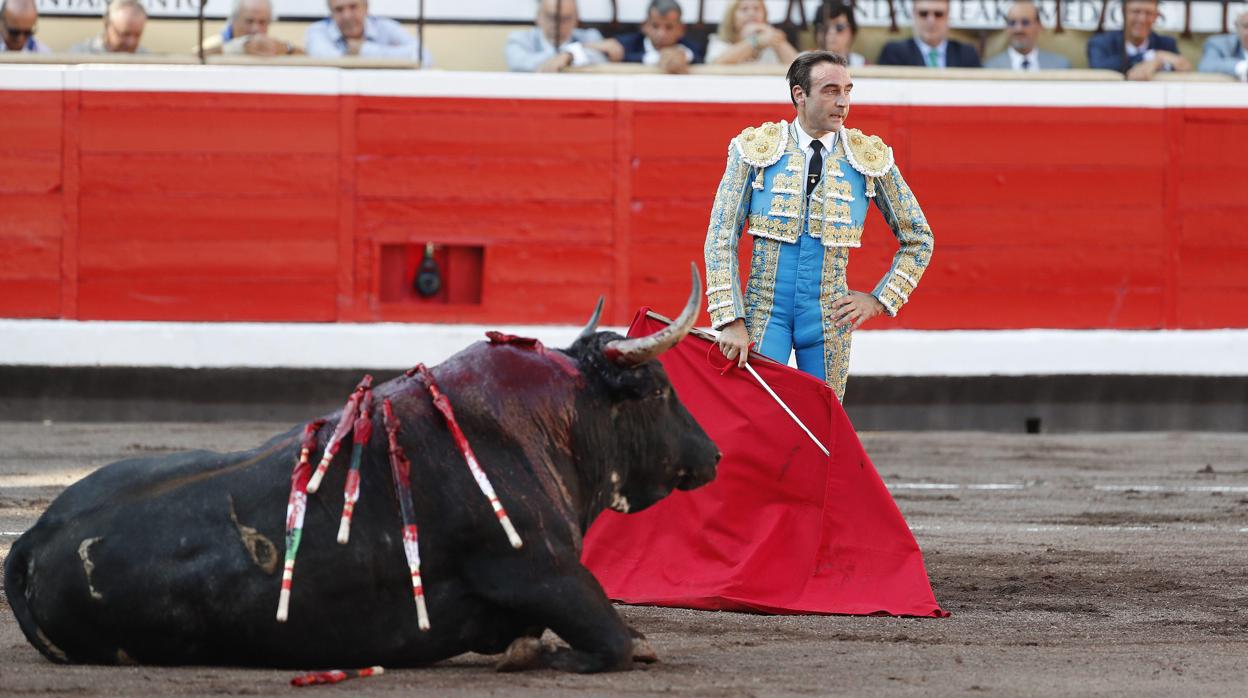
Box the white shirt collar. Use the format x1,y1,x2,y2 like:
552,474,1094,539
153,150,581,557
1125,37,1150,55
1007,45,1039,71
642,36,660,65
794,120,838,155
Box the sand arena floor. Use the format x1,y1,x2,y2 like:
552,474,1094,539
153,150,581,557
1,423,1246,696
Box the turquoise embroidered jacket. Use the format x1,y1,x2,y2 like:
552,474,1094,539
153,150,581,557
703,120,934,329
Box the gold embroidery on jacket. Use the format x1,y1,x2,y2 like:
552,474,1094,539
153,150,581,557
827,179,854,202
818,247,853,400
771,172,802,195
748,213,801,243
735,121,788,168
767,193,803,220
843,128,894,178
745,238,783,345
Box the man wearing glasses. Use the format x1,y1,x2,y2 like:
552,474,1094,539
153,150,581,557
0,0,48,53
1088,0,1191,79
985,0,1071,71
878,0,980,67
814,1,864,67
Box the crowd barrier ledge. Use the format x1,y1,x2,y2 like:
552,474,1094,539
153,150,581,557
5,54,1239,83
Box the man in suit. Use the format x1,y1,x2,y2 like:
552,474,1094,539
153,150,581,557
985,0,1071,71
1087,0,1191,80
878,0,981,67
601,0,704,74
1198,9,1248,82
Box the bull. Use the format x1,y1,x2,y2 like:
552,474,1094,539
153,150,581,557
4,268,719,673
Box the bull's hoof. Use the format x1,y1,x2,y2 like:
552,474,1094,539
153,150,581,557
495,636,546,672
631,636,659,664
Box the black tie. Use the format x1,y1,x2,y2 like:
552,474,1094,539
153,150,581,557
806,140,824,197
1021,58,1031,70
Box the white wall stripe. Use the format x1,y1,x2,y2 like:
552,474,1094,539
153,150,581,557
3,65,1248,109
351,70,618,100
850,329,1248,376
0,64,64,90
72,65,344,96
2,321,1248,374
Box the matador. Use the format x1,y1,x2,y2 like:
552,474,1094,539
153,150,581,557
704,51,934,400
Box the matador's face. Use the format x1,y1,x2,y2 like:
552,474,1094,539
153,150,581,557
795,62,852,137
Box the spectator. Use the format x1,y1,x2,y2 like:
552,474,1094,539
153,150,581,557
1,0,49,53
505,0,613,72
602,0,703,74
305,0,432,63
813,0,864,67
984,0,1071,71
1087,0,1190,80
878,0,981,67
1198,9,1248,82
70,0,147,54
706,0,799,66
202,0,301,56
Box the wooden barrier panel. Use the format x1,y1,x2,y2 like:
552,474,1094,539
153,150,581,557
1,66,1246,329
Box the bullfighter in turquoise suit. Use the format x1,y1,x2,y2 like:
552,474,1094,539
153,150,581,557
705,51,934,401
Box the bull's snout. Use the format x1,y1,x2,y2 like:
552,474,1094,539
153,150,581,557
675,449,720,491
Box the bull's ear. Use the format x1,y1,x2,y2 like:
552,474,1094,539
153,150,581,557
602,264,700,368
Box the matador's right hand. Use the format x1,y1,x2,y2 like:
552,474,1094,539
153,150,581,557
717,319,751,369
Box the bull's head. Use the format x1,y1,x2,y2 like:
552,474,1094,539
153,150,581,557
566,264,720,527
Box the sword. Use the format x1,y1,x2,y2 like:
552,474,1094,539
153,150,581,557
743,362,829,457
643,310,830,457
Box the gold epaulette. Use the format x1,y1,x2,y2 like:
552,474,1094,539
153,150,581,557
842,128,894,178
733,120,789,168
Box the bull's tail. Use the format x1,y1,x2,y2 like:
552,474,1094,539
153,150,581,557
4,532,71,664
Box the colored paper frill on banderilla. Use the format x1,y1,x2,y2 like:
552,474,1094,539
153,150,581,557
581,308,947,618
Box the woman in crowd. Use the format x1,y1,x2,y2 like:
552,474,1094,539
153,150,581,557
707,0,799,66
814,0,865,67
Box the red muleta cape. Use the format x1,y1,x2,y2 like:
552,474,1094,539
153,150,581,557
582,309,946,617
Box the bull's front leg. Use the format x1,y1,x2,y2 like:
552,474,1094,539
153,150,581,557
470,558,634,673
627,624,658,663
496,623,656,671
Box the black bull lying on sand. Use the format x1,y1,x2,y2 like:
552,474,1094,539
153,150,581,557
5,268,720,673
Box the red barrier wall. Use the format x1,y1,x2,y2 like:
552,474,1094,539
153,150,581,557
2,81,1246,329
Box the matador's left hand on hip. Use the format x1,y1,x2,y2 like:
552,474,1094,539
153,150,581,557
832,291,886,329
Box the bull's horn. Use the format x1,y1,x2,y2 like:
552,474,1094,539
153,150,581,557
603,263,701,367
576,296,605,343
